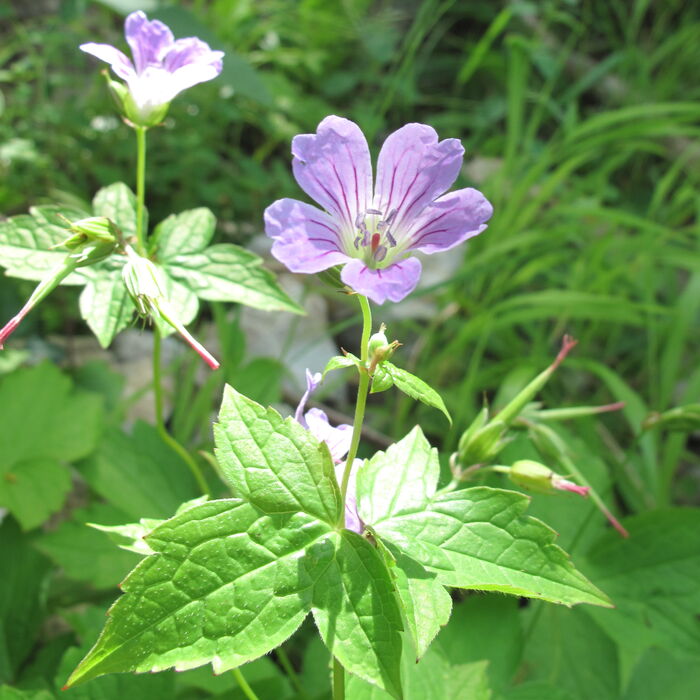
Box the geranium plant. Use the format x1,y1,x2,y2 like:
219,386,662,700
0,10,630,700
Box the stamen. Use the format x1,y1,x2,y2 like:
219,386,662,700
374,245,387,262
385,209,397,225
366,208,383,216
386,231,397,247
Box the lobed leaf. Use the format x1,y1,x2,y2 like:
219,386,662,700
66,499,334,686
214,385,342,526
79,266,134,348
154,208,216,259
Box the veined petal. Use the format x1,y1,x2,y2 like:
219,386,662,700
265,198,350,273
295,369,322,426
80,43,135,81
406,187,493,254
306,408,352,464
125,68,180,116
340,257,422,305
291,115,372,230
335,459,363,533
164,37,224,73
375,123,464,235
169,61,224,95
125,10,174,73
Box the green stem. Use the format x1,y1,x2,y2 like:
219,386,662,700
135,125,147,253
152,328,210,496
231,668,260,700
338,295,372,523
276,647,310,700
333,656,345,700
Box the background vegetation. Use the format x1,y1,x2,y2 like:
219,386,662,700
1,1,699,698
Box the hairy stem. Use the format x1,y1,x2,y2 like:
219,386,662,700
338,295,372,522
135,125,147,253
153,328,210,495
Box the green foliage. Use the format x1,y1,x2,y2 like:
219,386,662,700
0,362,102,529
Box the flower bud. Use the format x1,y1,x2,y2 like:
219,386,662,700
367,323,400,374
509,459,589,497
58,216,120,267
457,419,508,466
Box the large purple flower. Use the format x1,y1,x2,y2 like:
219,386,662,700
295,370,362,533
81,11,224,124
265,116,493,304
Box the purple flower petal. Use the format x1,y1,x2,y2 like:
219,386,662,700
125,10,174,73
306,408,352,464
375,123,464,234
335,459,363,533
265,198,351,273
164,37,224,73
79,43,135,80
292,116,372,231
295,369,322,426
406,187,493,254
340,257,422,305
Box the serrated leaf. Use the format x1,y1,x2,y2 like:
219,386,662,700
66,500,334,686
378,539,451,661
358,426,439,525
154,208,216,259
382,363,451,423
322,354,359,379
0,210,90,285
214,385,341,525
358,428,610,608
79,266,134,348
165,243,302,314
312,531,403,698
0,363,102,529
92,183,140,242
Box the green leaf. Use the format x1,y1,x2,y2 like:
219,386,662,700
0,518,51,683
165,243,302,314
323,354,360,379
66,500,334,686
34,504,142,590
79,265,134,348
92,182,140,242
382,362,451,424
0,687,54,700
584,508,700,659
0,363,102,529
214,385,341,525
378,539,451,661
370,365,394,394
312,531,403,698
154,208,216,260
80,421,198,520
359,428,610,608
0,208,90,284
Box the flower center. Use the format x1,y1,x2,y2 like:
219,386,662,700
352,209,398,267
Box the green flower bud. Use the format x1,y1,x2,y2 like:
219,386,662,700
457,419,508,466
509,460,590,497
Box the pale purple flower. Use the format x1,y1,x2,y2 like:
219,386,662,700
295,369,362,532
265,116,493,304
81,11,224,123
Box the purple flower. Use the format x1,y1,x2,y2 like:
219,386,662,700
81,11,224,125
295,369,362,533
265,116,493,304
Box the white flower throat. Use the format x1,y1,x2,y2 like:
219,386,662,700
353,208,398,267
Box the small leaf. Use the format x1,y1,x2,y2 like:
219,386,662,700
154,208,216,260
312,531,403,698
382,362,451,424
214,385,342,525
66,500,334,686
370,365,393,394
79,266,134,348
92,183,140,242
322,354,359,379
165,243,302,314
